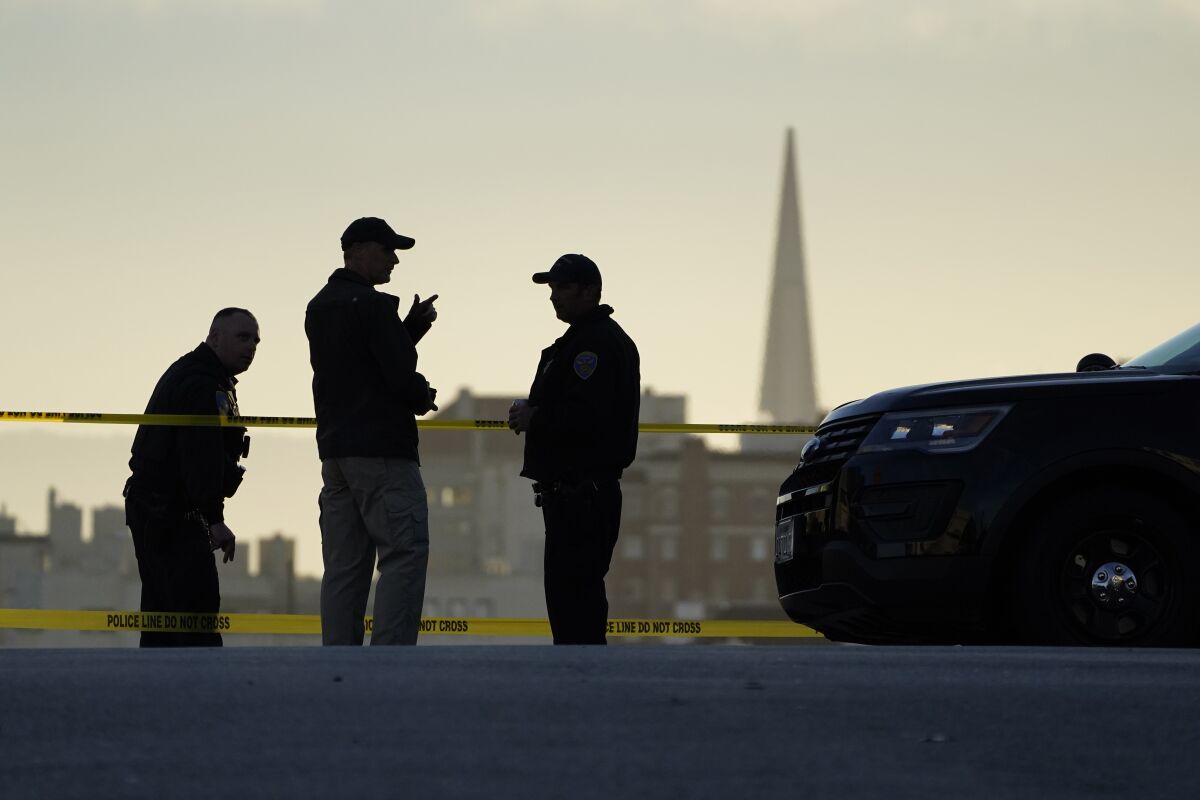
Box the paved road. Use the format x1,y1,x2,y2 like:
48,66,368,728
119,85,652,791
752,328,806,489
2,645,1198,798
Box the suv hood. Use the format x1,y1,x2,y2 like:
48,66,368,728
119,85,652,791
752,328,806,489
825,369,1195,425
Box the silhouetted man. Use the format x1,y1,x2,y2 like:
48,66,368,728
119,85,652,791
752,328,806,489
305,217,439,646
124,308,257,647
509,254,640,644
1077,353,1117,372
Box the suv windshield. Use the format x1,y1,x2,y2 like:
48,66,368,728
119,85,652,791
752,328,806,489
1124,322,1200,374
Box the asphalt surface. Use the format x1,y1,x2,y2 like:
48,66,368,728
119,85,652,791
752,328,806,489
2,645,1198,799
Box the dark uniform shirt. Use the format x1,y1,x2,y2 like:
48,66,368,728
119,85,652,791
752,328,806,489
521,304,640,482
127,343,247,523
305,269,433,462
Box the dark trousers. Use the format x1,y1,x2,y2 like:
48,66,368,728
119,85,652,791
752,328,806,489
541,480,622,645
125,496,222,647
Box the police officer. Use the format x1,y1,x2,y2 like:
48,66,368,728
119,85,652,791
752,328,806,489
509,254,640,645
124,308,259,647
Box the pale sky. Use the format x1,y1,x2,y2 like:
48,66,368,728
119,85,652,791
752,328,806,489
2,0,1199,576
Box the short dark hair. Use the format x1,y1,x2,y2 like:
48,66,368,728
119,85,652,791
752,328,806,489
211,307,256,326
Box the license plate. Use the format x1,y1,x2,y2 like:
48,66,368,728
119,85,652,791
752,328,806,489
775,518,795,564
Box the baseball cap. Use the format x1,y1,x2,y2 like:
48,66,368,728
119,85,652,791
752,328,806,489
340,217,415,252
532,254,602,286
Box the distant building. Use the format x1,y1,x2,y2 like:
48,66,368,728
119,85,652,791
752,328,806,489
258,533,297,613
0,532,45,603
0,529,47,647
420,390,532,578
743,128,823,459
90,505,129,574
0,504,47,646
0,505,16,536
758,126,820,427
46,487,82,568
609,438,795,623
420,387,694,581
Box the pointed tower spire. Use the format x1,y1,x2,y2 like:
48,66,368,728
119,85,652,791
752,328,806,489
758,128,819,424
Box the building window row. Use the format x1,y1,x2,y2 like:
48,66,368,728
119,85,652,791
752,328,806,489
424,597,496,618
429,486,474,509
618,535,771,562
624,486,781,523
619,535,678,561
614,534,772,566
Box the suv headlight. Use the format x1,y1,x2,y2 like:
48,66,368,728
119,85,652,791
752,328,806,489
858,406,1009,455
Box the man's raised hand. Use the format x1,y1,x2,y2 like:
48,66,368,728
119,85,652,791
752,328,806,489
410,294,439,325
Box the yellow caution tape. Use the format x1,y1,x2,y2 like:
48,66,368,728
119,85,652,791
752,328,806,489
0,608,822,638
0,410,816,435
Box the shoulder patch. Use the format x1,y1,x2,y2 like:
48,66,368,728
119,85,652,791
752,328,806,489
573,351,598,380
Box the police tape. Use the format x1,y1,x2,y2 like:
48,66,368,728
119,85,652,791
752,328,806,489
0,608,822,638
0,410,816,435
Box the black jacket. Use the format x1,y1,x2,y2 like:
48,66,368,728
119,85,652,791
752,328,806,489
522,305,640,482
128,343,247,523
305,269,433,461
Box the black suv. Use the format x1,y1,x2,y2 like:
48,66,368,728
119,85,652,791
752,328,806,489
775,323,1200,646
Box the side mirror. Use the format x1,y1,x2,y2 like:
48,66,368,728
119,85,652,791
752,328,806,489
1076,353,1116,372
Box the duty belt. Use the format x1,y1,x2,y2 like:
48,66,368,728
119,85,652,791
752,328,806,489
531,479,601,508
122,479,184,515
124,480,213,547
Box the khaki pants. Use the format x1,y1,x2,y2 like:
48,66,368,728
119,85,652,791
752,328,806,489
319,457,429,645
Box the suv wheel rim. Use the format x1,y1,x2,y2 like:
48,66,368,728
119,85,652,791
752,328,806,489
1059,529,1170,642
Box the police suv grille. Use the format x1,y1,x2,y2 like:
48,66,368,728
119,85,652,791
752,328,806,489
791,414,881,487
776,487,831,523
